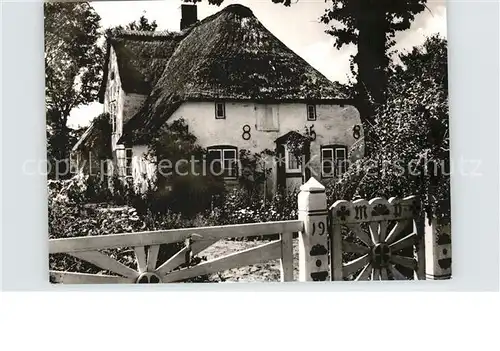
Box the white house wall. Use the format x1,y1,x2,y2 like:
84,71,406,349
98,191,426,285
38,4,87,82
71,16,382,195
131,100,364,193
169,101,362,158
103,46,147,178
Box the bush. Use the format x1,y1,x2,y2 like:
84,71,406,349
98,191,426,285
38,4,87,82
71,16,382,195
326,36,450,219
48,179,211,281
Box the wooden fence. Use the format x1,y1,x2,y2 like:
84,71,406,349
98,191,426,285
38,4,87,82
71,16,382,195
49,177,451,284
50,220,301,284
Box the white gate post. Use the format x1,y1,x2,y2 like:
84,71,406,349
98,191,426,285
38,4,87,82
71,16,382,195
425,214,452,280
297,178,329,282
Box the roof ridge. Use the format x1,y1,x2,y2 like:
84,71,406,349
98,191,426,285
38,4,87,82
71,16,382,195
113,29,183,39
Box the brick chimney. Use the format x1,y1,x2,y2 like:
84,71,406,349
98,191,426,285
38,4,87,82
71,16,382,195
180,4,197,30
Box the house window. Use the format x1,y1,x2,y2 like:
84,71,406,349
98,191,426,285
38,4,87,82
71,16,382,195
215,102,226,119
207,146,238,178
109,101,117,134
285,146,302,173
307,104,316,121
125,148,133,177
321,145,348,178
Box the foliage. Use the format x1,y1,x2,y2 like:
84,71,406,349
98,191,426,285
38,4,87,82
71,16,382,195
47,125,86,179
48,178,210,281
238,149,275,196
106,14,158,37
48,173,299,281
145,118,225,216
285,127,314,158
87,113,113,156
206,187,298,227
45,2,104,166
126,14,158,31
326,36,450,219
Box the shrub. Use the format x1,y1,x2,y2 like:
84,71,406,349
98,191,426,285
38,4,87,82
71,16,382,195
326,36,450,219
48,180,211,281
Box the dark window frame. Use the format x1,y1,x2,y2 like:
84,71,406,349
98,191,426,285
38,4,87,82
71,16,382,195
110,100,117,134
207,145,238,179
321,144,348,178
215,101,226,119
307,104,317,121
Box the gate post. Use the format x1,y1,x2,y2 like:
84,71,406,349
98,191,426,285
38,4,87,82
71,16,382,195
425,201,452,280
297,178,329,282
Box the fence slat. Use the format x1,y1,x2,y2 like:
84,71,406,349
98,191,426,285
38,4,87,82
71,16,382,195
346,223,372,247
50,271,135,284
385,219,412,245
389,232,416,252
70,251,139,279
331,223,343,280
162,240,282,283
414,217,426,280
134,246,147,273
388,264,406,280
355,263,372,281
343,254,370,278
155,240,218,276
147,245,160,271
391,255,417,270
49,220,303,254
280,232,293,282
342,241,370,255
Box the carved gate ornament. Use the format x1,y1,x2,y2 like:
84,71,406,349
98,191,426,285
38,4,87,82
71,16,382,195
330,196,426,281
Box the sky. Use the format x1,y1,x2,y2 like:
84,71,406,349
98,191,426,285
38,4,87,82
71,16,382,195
68,0,447,129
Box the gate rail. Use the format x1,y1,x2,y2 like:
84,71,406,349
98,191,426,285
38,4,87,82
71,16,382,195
50,220,302,284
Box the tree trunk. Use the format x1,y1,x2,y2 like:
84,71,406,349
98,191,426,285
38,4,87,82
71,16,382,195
356,4,388,156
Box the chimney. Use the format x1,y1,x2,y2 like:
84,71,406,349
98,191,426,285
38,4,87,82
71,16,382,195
180,4,197,30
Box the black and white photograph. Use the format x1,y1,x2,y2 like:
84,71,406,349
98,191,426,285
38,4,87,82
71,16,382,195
46,0,451,284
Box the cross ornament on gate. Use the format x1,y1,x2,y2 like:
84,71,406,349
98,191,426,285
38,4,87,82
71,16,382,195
336,206,350,221
371,243,392,268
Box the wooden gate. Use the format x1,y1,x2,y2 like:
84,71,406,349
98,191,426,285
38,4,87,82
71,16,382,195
49,178,450,284
329,196,426,281
50,220,301,284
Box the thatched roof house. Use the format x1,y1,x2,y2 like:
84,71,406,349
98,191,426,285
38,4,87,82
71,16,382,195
74,3,363,194
98,30,185,99
99,4,346,143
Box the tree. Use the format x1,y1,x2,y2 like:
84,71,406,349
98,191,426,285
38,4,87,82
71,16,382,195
320,1,428,120
126,14,158,31
45,2,103,175
328,35,449,218
105,14,158,39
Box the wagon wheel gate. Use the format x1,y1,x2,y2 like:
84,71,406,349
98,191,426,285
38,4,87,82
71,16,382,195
329,196,426,281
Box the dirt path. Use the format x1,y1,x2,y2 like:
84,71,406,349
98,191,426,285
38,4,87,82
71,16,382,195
198,238,300,283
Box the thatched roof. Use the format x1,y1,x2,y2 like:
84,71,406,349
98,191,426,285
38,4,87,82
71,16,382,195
113,4,347,143
98,30,185,101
